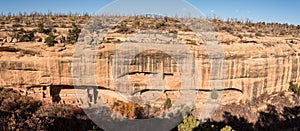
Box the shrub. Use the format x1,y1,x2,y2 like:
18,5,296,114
289,81,300,96
155,22,165,29
197,123,219,131
221,125,235,131
37,23,51,34
45,33,57,46
163,97,172,110
211,88,219,99
178,115,200,131
179,118,234,131
67,23,81,44
116,26,131,33
134,21,140,27
19,31,35,42
37,23,45,33
19,28,25,34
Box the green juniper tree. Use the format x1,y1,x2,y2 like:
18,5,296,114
67,23,81,44
163,97,172,110
45,33,57,47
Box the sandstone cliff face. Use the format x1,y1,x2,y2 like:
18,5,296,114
0,32,300,107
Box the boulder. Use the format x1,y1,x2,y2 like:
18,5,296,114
3,38,7,43
6,36,12,43
12,38,18,43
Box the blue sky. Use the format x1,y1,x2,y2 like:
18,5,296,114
0,0,299,25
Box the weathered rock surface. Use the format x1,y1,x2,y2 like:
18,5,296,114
0,32,299,104
0,17,300,120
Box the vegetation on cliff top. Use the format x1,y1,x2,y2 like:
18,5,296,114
1,12,300,46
